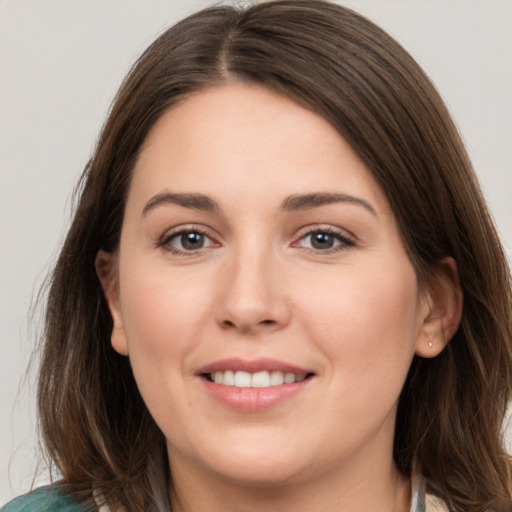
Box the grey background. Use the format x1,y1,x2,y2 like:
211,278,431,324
1,0,511,503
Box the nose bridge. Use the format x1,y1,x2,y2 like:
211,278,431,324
216,234,288,332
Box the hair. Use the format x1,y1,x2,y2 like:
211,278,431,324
36,1,512,511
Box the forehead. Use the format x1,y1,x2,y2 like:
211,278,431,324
130,83,391,217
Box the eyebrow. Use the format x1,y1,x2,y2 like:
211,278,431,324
281,193,377,216
142,191,376,217
142,192,219,216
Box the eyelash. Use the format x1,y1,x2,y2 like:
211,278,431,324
292,227,355,254
157,226,355,256
158,226,216,256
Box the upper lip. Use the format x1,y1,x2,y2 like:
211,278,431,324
197,357,313,375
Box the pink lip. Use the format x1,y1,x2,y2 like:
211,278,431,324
196,358,314,412
197,357,311,375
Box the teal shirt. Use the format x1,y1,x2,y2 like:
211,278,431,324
1,487,95,512
2,478,444,511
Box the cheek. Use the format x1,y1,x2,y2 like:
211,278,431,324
117,258,215,416
117,261,213,438
120,258,210,351
298,258,421,394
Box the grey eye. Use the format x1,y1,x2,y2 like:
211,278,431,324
296,229,354,253
308,232,336,250
165,230,214,252
179,232,206,250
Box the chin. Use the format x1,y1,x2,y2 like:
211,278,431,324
211,456,310,488
174,432,315,488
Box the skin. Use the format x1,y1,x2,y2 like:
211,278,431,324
97,83,462,512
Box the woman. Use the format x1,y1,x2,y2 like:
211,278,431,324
3,1,511,511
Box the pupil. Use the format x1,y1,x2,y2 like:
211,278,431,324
182,232,204,250
312,232,334,249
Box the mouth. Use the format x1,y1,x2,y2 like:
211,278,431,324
196,358,315,411
202,370,314,388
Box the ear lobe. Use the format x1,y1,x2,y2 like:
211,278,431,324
415,257,463,358
95,250,129,356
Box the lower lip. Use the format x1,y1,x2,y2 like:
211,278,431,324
200,377,312,412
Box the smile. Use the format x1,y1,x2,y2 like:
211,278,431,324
197,358,315,411
206,370,309,388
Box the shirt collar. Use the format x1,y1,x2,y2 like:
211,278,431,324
410,473,426,512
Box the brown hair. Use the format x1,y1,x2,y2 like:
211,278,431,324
37,1,512,510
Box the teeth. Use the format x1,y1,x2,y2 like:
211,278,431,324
252,371,270,388
223,370,235,386
210,370,308,388
234,371,251,388
270,371,284,386
284,372,296,384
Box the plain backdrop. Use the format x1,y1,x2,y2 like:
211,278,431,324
1,0,511,504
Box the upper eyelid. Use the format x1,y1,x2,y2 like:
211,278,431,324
293,224,355,241
156,224,356,249
160,224,214,239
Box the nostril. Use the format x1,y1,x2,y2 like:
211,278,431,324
221,319,276,329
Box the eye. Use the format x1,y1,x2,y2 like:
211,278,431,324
295,228,354,253
160,229,216,253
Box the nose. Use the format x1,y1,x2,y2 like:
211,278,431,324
215,248,291,335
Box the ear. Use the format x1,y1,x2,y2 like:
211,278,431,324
415,257,463,358
95,250,129,356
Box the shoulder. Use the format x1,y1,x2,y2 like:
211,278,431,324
1,486,95,512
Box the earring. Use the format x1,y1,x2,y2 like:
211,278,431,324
428,341,433,348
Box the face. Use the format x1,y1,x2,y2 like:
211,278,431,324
101,84,435,490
